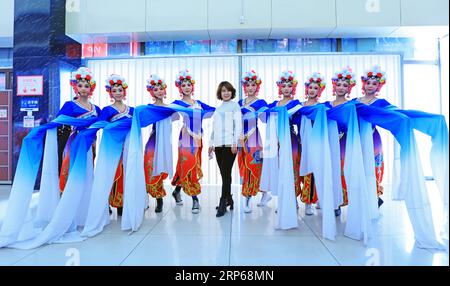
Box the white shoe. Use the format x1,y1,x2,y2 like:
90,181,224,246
315,203,321,209
257,192,272,207
305,204,314,216
244,197,252,213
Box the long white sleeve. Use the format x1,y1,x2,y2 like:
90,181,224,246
233,105,243,145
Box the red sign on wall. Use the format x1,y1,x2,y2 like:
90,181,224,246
82,43,108,58
16,76,44,96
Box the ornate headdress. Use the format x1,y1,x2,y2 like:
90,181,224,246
105,74,128,101
70,67,96,97
241,70,262,96
361,65,386,95
276,70,298,97
331,66,356,96
175,69,195,96
304,72,326,99
146,74,167,99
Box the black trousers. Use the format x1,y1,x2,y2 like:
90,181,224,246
214,146,237,199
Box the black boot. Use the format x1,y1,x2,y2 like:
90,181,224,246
155,198,163,213
378,197,384,208
216,194,234,210
227,194,234,210
117,207,123,216
172,186,183,205
216,197,227,217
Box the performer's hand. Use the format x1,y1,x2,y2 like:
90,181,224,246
231,145,238,154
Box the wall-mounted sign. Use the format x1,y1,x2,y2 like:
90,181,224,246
82,43,108,58
23,115,35,128
20,98,39,112
17,75,44,96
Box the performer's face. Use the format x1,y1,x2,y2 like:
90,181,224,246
180,81,192,96
111,84,125,102
152,85,165,99
335,80,349,97
77,79,91,97
307,82,320,99
281,82,293,97
245,81,257,96
364,78,380,95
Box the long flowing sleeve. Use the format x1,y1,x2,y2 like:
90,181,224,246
233,103,243,145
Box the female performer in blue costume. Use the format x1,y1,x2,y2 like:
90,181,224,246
97,75,134,216
266,71,302,208
0,67,102,249
170,69,215,214
261,70,336,237
323,67,357,216
144,74,172,213
300,72,326,216
354,65,448,248
237,70,269,213
353,66,387,208
59,67,102,193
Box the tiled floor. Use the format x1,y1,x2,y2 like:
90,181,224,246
0,184,448,266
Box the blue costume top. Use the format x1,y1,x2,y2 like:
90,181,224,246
171,99,215,136
352,97,391,108
351,97,392,129
238,98,268,136
57,100,101,119
323,100,353,133
268,99,302,133
98,105,134,123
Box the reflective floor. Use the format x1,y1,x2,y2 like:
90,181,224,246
0,184,448,266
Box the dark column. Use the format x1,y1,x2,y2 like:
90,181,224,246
12,0,82,179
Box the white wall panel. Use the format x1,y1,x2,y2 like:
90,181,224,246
400,0,449,26
392,0,449,38
0,0,14,47
330,0,401,38
146,0,209,40
65,0,449,42
270,0,336,38
66,0,149,43
208,0,271,39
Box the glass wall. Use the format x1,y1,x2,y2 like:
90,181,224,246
289,38,337,53
210,40,238,54
80,37,443,60
82,38,339,58
244,39,289,53
0,73,6,90
242,38,337,53
0,48,13,68
341,37,438,60
144,41,173,55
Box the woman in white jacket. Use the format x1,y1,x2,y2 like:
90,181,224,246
209,81,243,217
